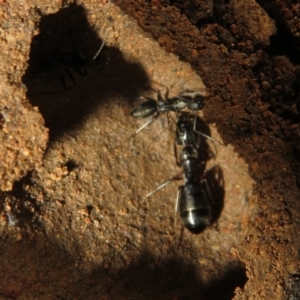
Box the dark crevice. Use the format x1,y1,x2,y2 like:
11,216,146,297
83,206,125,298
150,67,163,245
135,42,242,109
22,2,149,142
63,159,79,173
269,25,300,64
10,172,42,227
254,0,300,64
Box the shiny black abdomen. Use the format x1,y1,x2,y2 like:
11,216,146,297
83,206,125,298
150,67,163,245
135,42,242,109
180,182,211,233
130,99,158,118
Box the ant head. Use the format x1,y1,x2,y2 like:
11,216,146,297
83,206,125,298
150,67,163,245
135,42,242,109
187,95,205,111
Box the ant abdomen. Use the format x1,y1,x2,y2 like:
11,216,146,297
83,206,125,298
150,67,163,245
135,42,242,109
130,99,157,118
179,183,211,233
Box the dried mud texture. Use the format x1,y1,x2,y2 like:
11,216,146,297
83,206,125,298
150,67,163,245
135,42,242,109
232,0,275,44
0,0,299,300
0,3,48,191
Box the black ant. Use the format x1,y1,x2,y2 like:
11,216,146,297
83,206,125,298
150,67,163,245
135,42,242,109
129,90,205,137
145,112,216,233
31,38,106,92
175,113,213,233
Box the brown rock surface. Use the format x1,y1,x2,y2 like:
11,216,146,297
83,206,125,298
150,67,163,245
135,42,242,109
0,1,48,191
0,0,300,299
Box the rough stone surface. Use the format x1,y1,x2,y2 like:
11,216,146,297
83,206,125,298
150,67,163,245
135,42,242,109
0,0,300,299
0,1,48,190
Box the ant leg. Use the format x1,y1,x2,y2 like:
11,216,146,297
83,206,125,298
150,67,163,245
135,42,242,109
143,174,182,200
157,89,165,102
174,122,184,167
144,179,173,200
177,225,185,249
192,116,224,147
92,39,106,62
175,185,183,214
73,67,87,77
92,26,115,62
179,90,206,98
173,138,181,167
60,69,76,90
202,177,214,206
92,63,106,79
92,39,107,79
168,112,181,167
146,80,169,101
125,113,160,142
174,185,182,231
202,176,217,227
192,114,201,147
162,85,170,100
175,186,186,244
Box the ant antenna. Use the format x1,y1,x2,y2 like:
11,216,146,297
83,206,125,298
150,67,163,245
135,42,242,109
93,25,117,62
125,113,159,142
